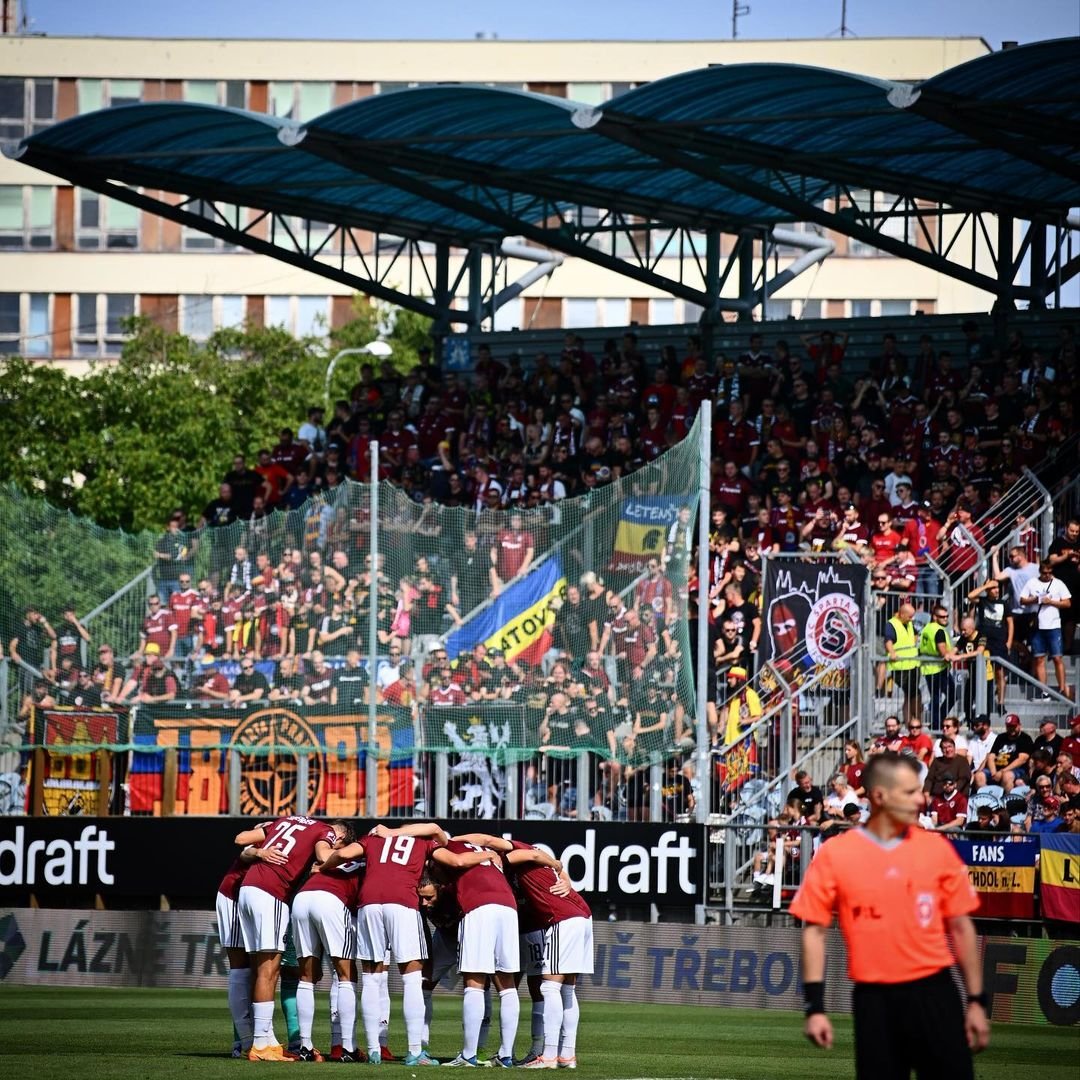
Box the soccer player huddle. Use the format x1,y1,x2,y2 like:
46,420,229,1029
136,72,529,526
216,814,592,1068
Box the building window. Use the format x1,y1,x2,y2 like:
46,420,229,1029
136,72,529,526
651,298,676,325
0,185,54,249
73,294,136,357
297,297,328,337
77,79,144,113
851,300,873,319
181,198,242,251
846,190,905,257
184,80,246,108
0,293,49,357
492,298,519,332
220,295,245,328
76,190,139,249
0,293,20,353
181,295,215,341
682,301,703,324
0,77,55,140
799,299,822,320
267,82,332,121
764,298,793,321
564,298,597,328
568,83,605,105
601,299,629,327
880,300,914,317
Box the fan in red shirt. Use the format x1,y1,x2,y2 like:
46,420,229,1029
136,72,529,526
869,514,903,567
490,512,535,593
506,839,593,1069
235,815,346,1062
322,822,448,1064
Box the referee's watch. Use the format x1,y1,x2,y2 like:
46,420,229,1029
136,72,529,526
967,992,989,1009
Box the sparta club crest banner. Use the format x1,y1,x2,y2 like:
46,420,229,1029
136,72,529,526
760,558,868,668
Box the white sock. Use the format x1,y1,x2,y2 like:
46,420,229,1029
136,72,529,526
422,986,433,1047
252,999,275,1050
228,968,253,1050
462,986,485,1059
361,972,382,1056
530,997,544,1054
330,971,341,1047
378,971,391,1049
540,980,562,1059
402,970,425,1055
560,983,579,1057
297,980,316,1049
497,987,519,1061
478,983,492,1052
337,978,357,1054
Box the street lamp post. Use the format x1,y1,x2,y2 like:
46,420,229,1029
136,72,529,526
324,341,393,406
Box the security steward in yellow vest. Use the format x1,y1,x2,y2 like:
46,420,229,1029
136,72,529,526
884,602,920,724
919,605,954,730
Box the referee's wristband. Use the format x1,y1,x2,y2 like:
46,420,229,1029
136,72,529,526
803,981,826,1016
967,991,988,1009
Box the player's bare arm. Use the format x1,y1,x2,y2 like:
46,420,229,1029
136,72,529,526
431,846,496,870
504,848,563,873
376,821,450,845
451,833,513,852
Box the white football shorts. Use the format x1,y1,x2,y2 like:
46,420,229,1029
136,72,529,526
237,884,289,954
357,902,428,964
292,889,357,961
457,903,519,975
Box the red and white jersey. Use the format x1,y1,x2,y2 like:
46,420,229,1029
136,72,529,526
358,833,439,909
296,854,364,911
429,682,467,706
837,521,870,547
169,588,200,637
444,839,516,914
218,854,250,902
494,529,533,580
142,610,177,651
242,816,338,902
508,840,591,932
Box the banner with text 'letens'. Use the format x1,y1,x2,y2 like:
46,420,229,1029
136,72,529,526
444,556,566,666
610,495,682,571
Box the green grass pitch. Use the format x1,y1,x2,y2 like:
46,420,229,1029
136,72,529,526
0,987,1074,1078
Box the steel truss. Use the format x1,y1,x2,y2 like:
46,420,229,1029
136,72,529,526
23,137,1079,330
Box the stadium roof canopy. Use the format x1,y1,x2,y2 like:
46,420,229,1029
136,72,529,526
9,36,1080,325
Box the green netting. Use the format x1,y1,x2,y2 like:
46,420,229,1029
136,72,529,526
1,417,703,815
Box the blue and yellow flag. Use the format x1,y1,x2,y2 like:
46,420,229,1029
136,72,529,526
610,495,684,571
444,556,566,666
1040,833,1080,923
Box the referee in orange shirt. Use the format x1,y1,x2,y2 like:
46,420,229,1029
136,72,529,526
791,751,991,1079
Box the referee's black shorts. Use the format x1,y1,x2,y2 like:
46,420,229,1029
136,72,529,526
852,968,972,1080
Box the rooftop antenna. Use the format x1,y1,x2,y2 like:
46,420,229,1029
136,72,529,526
828,0,856,38
732,0,750,39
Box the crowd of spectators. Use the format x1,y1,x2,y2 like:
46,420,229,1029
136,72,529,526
5,318,1079,823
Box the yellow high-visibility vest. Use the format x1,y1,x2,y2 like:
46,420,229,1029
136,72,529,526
918,622,952,675
887,616,918,671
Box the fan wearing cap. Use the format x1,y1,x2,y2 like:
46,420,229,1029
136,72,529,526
719,666,761,747
136,643,178,705
1061,714,1080,768
973,714,1033,793
929,775,968,831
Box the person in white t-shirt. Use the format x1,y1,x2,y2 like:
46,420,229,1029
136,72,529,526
967,716,997,779
1020,560,1072,697
933,716,971,763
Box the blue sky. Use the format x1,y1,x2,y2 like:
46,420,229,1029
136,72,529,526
22,0,1080,46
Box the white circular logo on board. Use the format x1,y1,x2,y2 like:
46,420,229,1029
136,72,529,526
805,594,860,667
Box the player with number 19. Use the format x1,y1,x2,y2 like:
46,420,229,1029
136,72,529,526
322,821,449,1067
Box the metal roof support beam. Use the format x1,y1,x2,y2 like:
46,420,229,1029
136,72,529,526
993,214,1015,315
737,231,755,323
699,229,723,363
297,133,749,311
40,166,464,326
590,117,1042,303
1029,219,1048,311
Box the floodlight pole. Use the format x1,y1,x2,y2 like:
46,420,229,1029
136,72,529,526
367,440,380,818
695,401,713,827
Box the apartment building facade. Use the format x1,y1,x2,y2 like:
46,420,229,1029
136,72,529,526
0,34,993,363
